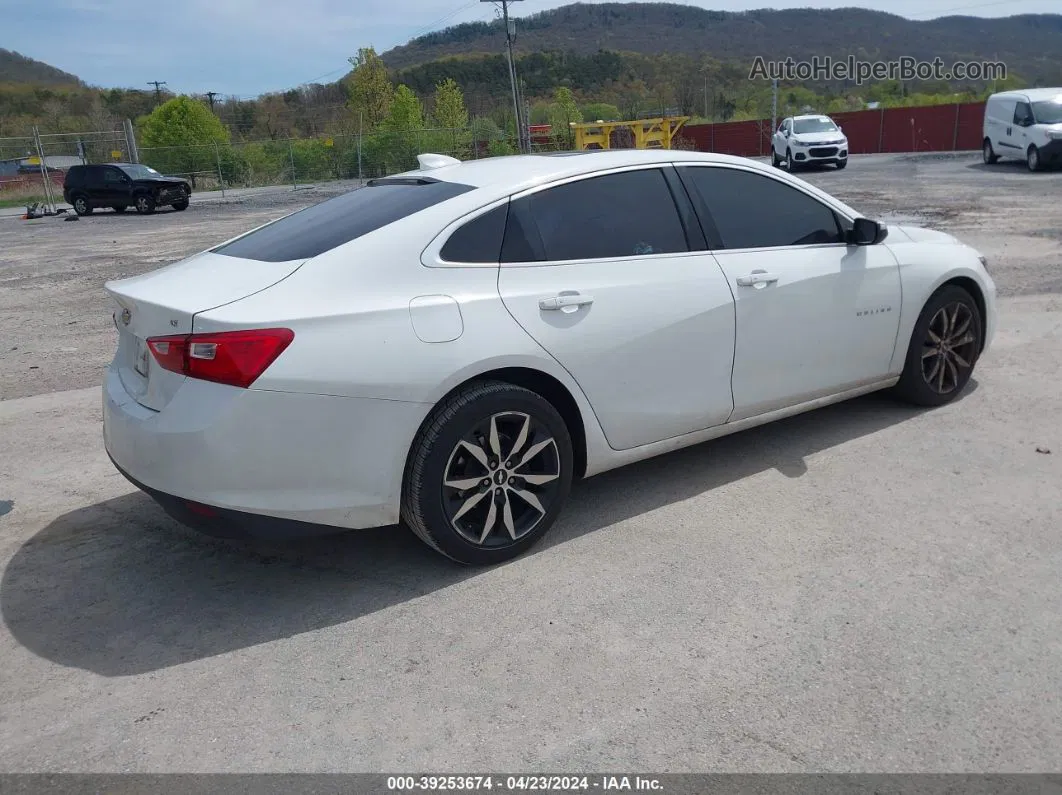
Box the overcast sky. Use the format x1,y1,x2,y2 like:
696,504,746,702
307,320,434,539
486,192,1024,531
5,0,1059,96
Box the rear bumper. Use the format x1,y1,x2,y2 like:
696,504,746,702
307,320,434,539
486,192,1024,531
103,364,429,534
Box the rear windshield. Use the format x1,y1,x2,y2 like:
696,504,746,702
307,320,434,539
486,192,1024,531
213,178,475,262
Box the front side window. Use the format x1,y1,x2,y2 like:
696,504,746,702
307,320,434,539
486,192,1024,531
682,166,843,250
103,168,126,184
502,169,688,263
215,178,475,263
1013,102,1033,125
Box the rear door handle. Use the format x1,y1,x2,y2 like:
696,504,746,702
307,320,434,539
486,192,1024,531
539,294,594,312
736,272,780,287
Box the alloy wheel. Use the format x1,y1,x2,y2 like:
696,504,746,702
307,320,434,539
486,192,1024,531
442,411,561,547
921,302,977,395
136,197,150,212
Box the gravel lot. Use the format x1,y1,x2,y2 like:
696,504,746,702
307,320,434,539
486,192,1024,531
0,153,1060,773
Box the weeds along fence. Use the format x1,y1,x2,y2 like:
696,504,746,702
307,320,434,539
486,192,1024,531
138,127,520,191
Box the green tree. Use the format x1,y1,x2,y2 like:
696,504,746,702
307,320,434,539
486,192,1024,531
581,102,622,122
386,84,425,131
138,96,230,186
346,47,393,129
432,78,468,129
138,95,230,148
547,86,582,149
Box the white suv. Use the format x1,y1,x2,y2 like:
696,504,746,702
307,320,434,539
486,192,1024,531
772,114,849,171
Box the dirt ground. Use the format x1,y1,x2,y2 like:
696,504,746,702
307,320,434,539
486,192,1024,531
0,153,1059,401
1,153,1061,773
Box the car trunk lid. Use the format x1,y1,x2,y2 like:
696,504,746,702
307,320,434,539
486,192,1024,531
104,251,305,411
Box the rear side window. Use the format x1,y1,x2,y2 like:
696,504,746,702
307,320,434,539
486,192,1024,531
503,168,688,262
682,166,843,249
214,178,475,262
440,204,508,263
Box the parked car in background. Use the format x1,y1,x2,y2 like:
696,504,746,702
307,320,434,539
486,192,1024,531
103,150,995,565
772,114,849,170
982,88,1062,171
63,163,191,215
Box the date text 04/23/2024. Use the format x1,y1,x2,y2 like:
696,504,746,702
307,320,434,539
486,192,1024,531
387,776,664,791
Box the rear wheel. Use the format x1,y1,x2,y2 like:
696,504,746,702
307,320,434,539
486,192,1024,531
1027,145,1042,172
402,381,574,565
894,285,982,407
982,138,999,165
134,194,156,214
72,195,92,215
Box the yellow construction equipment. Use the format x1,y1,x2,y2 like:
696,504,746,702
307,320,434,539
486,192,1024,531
570,116,690,151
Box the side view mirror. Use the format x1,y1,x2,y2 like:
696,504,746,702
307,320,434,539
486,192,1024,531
848,217,888,246
784,129,791,137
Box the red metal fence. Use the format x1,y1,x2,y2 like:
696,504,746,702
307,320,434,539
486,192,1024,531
681,102,987,157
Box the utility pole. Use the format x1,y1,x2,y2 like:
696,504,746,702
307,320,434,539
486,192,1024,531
771,77,778,133
148,80,167,106
205,91,219,112
482,0,525,153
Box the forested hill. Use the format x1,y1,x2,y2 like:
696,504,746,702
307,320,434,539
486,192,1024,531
382,2,1062,84
0,49,82,86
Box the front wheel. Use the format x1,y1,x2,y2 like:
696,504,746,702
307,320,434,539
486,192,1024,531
784,149,794,172
172,199,189,211
1027,145,1042,172
894,285,982,407
835,159,847,170
134,194,156,214
402,381,574,565
771,150,781,168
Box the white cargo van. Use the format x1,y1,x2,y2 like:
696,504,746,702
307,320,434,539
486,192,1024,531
982,88,1062,171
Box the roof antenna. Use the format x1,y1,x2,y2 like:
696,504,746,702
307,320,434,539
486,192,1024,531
417,153,462,170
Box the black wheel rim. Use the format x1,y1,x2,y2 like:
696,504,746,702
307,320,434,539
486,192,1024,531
442,411,561,548
921,302,977,395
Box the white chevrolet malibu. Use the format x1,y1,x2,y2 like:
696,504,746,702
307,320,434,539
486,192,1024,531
104,150,996,564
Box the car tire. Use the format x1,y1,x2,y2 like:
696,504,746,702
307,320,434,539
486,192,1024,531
894,284,983,408
401,380,574,566
835,159,847,170
784,149,794,172
134,194,156,214
1027,145,1041,172
172,199,189,211
771,150,781,168
72,195,92,216
112,205,127,213
982,139,999,165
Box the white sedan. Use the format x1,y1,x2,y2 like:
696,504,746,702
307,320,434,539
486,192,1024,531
104,150,996,565
772,114,850,170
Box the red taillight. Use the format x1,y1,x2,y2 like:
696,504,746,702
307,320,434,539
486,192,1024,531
147,328,294,388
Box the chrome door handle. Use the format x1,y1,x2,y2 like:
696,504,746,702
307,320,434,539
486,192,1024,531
539,294,594,311
736,272,780,287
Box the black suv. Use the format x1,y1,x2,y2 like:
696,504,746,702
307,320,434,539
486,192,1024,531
63,163,191,215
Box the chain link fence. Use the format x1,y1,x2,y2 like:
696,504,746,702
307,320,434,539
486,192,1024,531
2,121,527,209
